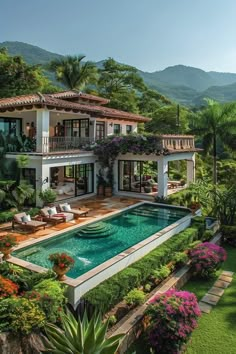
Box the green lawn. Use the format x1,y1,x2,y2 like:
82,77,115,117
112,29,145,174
184,245,236,354
126,245,236,354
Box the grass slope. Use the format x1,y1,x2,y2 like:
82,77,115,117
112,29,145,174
184,245,236,354
126,245,236,354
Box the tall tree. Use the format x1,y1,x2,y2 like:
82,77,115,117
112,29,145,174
49,55,98,90
193,99,236,184
0,48,53,97
145,104,189,134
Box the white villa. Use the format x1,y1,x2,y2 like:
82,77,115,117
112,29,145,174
0,90,198,205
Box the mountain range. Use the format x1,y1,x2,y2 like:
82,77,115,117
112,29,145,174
1,41,236,107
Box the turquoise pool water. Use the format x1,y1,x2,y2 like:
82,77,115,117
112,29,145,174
13,204,189,279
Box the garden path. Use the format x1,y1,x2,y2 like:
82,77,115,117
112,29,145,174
199,270,234,313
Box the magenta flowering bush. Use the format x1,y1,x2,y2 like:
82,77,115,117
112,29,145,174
189,242,227,278
145,289,201,354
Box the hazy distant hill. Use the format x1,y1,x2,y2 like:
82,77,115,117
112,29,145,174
1,41,236,107
0,41,63,65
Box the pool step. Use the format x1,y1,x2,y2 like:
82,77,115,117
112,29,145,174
77,222,115,238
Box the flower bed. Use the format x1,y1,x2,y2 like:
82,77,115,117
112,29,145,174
189,242,227,278
145,289,201,354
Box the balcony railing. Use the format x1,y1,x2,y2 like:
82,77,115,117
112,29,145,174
161,135,195,150
41,136,94,153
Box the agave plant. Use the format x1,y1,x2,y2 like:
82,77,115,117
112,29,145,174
42,310,124,354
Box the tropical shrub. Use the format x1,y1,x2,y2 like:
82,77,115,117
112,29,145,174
83,227,200,313
39,188,57,205
173,252,188,266
42,310,124,354
202,229,214,241
124,288,146,306
145,290,201,354
0,275,19,298
189,242,227,278
0,210,16,223
108,315,117,326
32,279,66,323
0,297,45,334
150,265,171,283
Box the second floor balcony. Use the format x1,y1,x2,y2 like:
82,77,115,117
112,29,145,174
2,133,196,156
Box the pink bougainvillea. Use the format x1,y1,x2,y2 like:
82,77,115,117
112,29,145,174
189,242,227,278
145,289,201,354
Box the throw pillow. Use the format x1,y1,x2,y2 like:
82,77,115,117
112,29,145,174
63,204,71,212
48,207,57,216
21,214,31,223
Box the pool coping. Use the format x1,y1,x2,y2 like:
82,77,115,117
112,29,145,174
9,202,192,289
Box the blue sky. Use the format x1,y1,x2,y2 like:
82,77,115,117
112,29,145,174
1,0,236,73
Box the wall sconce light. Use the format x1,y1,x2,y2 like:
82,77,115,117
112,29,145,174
26,122,30,131
42,177,49,185
89,121,93,126
109,122,113,127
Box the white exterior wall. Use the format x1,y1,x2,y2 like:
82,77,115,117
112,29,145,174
114,151,196,198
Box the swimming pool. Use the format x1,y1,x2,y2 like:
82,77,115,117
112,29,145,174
13,203,190,279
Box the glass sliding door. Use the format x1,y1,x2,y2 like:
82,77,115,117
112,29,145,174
118,160,141,193
75,163,94,196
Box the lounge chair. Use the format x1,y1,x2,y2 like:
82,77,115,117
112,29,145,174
40,207,74,224
12,212,47,232
58,203,90,219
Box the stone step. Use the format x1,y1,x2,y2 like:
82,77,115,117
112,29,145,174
222,270,234,277
208,286,224,297
201,293,221,306
199,301,213,314
218,275,233,283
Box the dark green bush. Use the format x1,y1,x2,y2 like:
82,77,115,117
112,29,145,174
124,289,145,306
221,225,236,239
202,230,214,241
82,226,201,313
27,207,40,217
0,210,16,223
0,297,45,334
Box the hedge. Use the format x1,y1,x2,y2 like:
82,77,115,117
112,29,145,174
82,224,203,313
221,225,236,239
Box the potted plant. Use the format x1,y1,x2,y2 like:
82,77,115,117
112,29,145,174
96,170,106,196
49,252,75,280
0,234,17,259
39,188,57,207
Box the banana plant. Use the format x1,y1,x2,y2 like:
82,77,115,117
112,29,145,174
42,310,125,354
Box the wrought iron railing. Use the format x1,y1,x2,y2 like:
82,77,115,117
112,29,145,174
41,136,94,153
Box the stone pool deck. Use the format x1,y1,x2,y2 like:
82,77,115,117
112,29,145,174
0,196,141,244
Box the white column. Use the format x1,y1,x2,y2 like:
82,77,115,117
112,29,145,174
158,157,168,197
36,110,50,153
186,155,195,185
35,163,50,206
113,160,119,193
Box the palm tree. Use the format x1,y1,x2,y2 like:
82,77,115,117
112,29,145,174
193,99,236,184
49,55,98,90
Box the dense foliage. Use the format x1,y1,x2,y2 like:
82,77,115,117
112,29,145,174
82,225,203,313
189,242,227,278
0,48,56,98
145,290,201,354
0,263,66,333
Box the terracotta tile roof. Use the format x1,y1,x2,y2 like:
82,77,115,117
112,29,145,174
50,90,110,104
0,92,150,123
